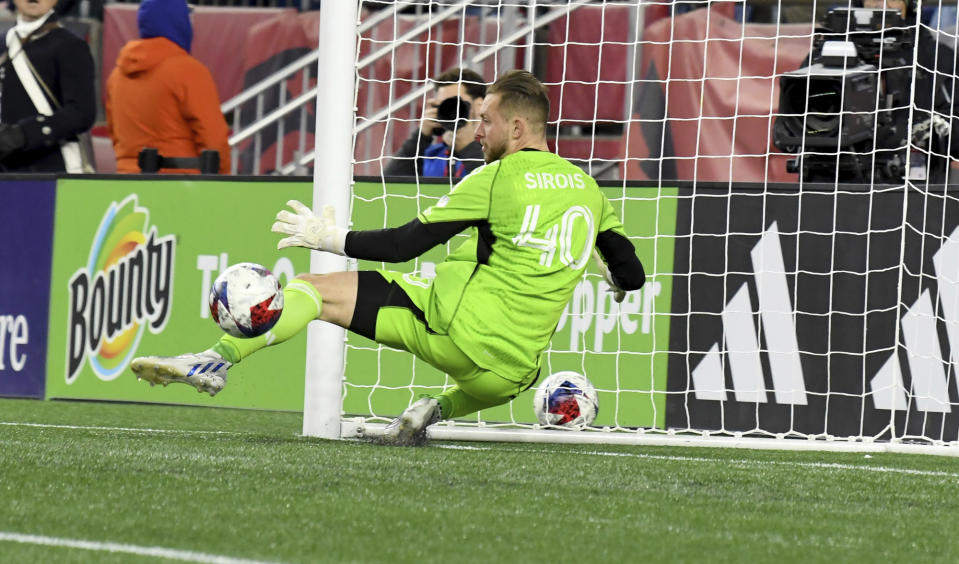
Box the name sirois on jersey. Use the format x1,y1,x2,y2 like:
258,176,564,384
524,171,586,190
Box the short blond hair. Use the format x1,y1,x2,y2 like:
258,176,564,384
487,70,549,134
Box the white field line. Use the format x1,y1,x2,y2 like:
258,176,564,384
436,444,959,479
4,420,955,479
0,421,248,436
0,531,286,564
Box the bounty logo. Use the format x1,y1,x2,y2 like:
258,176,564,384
66,195,175,383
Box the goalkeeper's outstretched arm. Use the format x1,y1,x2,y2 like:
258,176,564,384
345,218,473,262
271,199,472,262
595,229,646,291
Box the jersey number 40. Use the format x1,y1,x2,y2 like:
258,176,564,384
511,204,595,269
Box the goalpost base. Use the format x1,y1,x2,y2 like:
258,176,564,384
340,420,959,457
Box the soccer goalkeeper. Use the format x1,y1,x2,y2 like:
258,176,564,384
132,70,646,445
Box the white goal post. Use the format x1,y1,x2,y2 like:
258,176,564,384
303,0,357,439
307,0,959,455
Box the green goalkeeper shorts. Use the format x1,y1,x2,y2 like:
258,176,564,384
350,270,538,415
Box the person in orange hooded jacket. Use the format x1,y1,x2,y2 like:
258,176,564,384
105,0,230,174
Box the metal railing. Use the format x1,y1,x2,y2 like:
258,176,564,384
221,0,415,174
220,0,592,176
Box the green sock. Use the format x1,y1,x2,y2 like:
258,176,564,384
212,279,322,364
434,395,451,420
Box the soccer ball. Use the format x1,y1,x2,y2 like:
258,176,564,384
533,371,599,428
208,263,284,338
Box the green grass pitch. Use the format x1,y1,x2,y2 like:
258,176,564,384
1,397,958,563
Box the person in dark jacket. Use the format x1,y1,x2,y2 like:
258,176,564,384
860,0,959,183
384,67,486,179
0,0,95,173
894,0,959,183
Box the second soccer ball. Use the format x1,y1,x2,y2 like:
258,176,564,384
533,371,599,429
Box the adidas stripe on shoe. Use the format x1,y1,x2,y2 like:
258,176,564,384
132,350,231,397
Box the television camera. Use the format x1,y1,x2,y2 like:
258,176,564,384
773,8,915,183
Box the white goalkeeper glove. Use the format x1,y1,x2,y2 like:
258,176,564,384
592,248,626,303
911,115,951,145
271,199,348,255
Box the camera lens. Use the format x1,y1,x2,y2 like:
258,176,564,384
432,96,471,135
804,80,843,134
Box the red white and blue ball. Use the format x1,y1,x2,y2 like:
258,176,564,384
208,263,283,338
533,371,599,428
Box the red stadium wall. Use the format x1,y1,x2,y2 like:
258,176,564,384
621,6,813,182
545,4,634,125
233,11,322,174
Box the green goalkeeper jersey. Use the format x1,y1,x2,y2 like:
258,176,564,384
417,149,628,382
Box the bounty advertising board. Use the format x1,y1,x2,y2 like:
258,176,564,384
345,180,677,427
0,179,56,398
45,178,312,409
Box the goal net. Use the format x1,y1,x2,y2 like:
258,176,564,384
326,0,959,452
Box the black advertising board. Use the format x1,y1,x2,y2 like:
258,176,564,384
665,183,959,443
